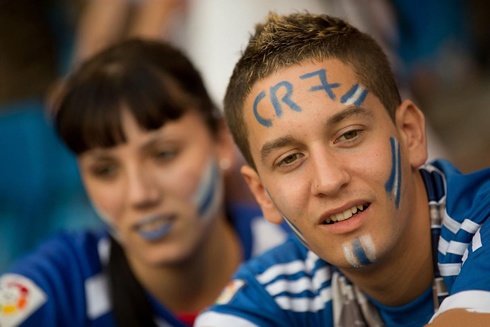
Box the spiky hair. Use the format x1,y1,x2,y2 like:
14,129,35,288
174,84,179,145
224,12,400,169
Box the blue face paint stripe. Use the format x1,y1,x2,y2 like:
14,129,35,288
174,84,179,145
385,137,397,192
352,238,371,266
395,142,402,208
300,69,340,100
253,90,272,127
265,189,308,247
270,81,302,116
340,84,359,103
353,89,368,106
198,163,218,216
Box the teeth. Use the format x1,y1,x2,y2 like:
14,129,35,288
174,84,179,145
325,204,368,224
138,218,167,231
343,209,353,220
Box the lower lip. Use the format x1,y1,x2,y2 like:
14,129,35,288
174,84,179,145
319,206,370,235
137,218,175,242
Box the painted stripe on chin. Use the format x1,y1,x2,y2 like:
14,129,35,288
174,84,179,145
343,235,377,268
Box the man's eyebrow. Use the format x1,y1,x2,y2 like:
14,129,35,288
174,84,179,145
260,135,295,164
326,105,374,126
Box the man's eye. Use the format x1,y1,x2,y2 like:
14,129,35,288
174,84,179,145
278,153,302,166
337,130,362,143
342,130,358,140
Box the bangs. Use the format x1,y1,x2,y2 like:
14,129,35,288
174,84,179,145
55,64,190,154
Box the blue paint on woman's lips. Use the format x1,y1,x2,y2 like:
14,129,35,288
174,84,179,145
136,216,175,241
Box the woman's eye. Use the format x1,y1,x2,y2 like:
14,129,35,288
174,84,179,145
154,150,177,161
91,165,117,179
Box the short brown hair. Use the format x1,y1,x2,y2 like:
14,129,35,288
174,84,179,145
224,12,401,168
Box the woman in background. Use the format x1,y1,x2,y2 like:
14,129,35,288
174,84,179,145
0,39,289,327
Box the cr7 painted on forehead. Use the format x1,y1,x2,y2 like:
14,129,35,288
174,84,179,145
253,68,369,127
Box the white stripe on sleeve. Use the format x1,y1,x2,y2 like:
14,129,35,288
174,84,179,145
85,273,111,319
256,260,305,284
429,290,490,323
473,228,483,252
438,263,461,277
194,311,259,327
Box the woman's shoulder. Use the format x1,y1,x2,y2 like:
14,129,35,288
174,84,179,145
0,229,111,326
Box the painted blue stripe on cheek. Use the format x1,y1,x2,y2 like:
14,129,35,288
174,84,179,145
352,238,371,265
385,137,396,192
395,142,402,208
198,164,218,216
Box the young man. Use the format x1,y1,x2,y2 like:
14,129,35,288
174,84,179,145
196,13,490,326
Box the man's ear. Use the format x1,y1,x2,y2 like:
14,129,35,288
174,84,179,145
241,165,284,225
395,99,428,168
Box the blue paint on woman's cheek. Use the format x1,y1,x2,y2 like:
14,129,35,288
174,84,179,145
197,163,218,216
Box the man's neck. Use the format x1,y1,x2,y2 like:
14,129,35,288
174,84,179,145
340,171,433,307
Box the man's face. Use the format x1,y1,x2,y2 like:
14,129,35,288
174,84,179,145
242,59,423,269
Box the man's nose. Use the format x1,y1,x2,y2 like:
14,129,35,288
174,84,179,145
310,149,351,197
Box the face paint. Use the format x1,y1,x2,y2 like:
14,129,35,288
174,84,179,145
253,81,303,128
192,158,223,223
265,189,309,247
300,69,340,100
253,91,272,127
385,137,402,208
340,83,368,106
269,81,302,115
136,215,175,242
342,234,377,268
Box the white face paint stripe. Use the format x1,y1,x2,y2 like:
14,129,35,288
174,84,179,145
192,158,224,223
192,159,215,208
343,243,361,268
344,85,366,105
360,234,377,262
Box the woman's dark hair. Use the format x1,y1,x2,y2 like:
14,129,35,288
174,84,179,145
54,38,220,155
54,39,219,326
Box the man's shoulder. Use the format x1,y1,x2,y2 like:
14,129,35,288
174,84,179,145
426,159,490,224
196,237,334,327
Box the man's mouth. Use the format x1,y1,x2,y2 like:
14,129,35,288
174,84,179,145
323,203,370,225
